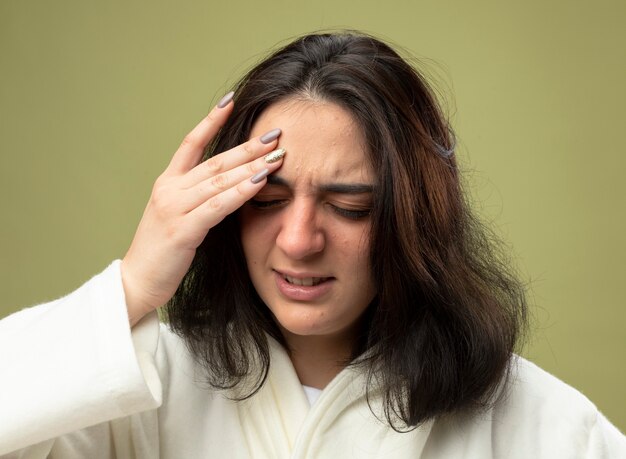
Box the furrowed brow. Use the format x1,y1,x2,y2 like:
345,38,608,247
266,175,290,187
266,175,373,194
267,175,374,194
319,183,373,194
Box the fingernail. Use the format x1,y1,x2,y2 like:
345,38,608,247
264,148,286,164
260,128,282,144
250,168,269,184
217,91,234,108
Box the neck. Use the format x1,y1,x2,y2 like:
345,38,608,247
280,330,355,389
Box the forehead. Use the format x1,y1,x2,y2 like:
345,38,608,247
250,98,373,187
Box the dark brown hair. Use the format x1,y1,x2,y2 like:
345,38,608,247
166,31,527,428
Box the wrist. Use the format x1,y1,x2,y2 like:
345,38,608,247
120,258,152,327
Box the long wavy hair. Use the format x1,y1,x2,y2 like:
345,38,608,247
165,31,527,429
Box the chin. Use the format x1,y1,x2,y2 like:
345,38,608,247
275,317,327,337
270,309,333,338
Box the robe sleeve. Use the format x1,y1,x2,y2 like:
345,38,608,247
0,261,163,457
585,411,626,458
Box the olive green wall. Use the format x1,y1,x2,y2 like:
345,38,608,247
1,0,624,431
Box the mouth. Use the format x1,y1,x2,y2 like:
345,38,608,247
281,274,332,286
273,270,335,301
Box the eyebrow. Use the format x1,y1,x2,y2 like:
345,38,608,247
266,175,374,194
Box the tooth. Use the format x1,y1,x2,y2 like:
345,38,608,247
283,274,329,287
285,276,302,286
284,275,326,286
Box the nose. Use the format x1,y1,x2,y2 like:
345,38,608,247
275,200,325,260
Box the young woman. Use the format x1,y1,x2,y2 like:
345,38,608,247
1,32,623,458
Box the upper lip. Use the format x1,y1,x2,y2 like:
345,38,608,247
274,269,334,279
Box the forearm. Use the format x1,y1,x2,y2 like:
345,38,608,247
0,261,162,455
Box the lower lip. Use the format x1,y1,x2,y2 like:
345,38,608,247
274,272,334,302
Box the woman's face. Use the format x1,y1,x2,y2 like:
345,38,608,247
240,98,376,346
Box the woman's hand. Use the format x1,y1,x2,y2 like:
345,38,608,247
120,93,284,326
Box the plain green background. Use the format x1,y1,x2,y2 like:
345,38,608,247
1,0,624,432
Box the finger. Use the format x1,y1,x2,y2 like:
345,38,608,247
185,160,282,230
181,148,285,211
181,128,281,189
167,92,235,175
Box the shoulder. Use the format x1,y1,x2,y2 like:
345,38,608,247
488,356,625,456
503,356,598,417
425,357,625,457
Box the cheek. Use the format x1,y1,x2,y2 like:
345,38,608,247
353,231,375,290
338,227,371,265
240,210,278,262
240,210,258,262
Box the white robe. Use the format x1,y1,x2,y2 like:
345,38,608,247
0,261,624,458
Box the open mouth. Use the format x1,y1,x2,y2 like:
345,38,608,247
282,275,331,287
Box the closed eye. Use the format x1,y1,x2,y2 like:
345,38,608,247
329,205,371,220
247,198,286,209
248,199,371,220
